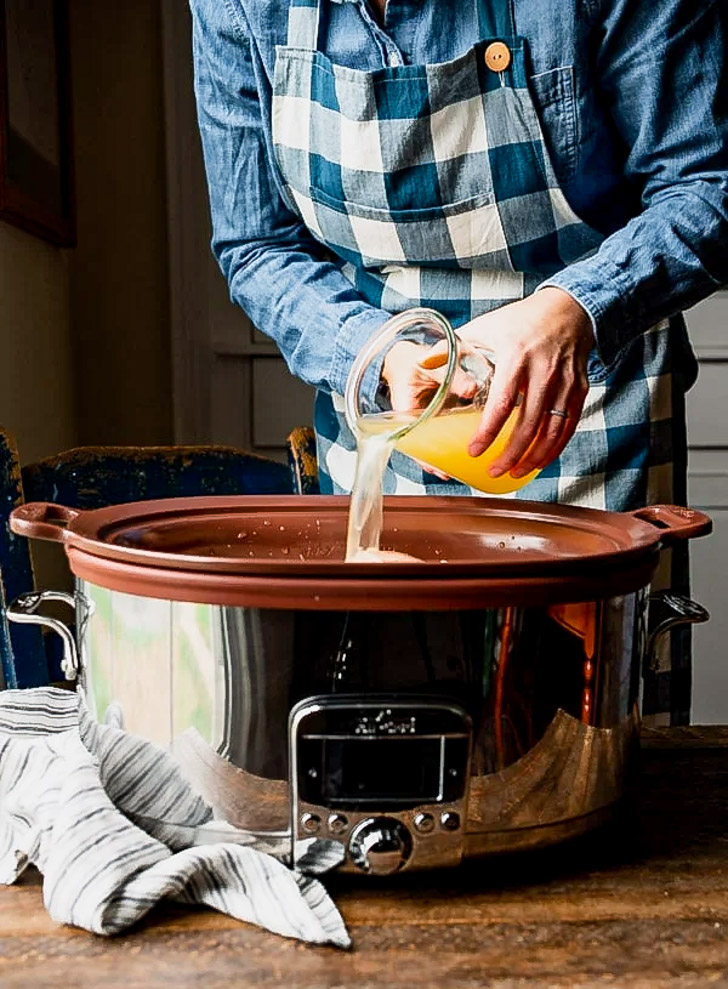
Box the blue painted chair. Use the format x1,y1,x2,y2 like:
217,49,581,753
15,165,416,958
0,427,319,689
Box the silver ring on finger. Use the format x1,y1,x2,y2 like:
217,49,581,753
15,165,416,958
547,408,570,419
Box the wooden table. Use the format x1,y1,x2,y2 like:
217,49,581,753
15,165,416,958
2,727,728,989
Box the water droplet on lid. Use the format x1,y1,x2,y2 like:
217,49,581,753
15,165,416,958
498,541,506,549
282,547,290,555
279,525,286,531
237,531,248,539
263,520,271,527
314,594,321,602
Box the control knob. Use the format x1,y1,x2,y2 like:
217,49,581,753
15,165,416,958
348,817,413,875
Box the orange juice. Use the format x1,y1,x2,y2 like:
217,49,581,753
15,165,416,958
358,406,539,494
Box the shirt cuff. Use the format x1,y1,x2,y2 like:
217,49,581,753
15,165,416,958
538,254,639,367
329,306,392,399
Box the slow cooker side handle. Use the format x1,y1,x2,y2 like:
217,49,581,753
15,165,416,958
645,591,710,674
9,502,80,543
5,591,79,681
631,505,713,545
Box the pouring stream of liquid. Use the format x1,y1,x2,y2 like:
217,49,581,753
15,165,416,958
344,429,398,561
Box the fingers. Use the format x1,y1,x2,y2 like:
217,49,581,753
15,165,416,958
485,376,549,477
467,360,522,459
388,373,433,412
510,376,588,477
475,363,582,479
417,338,479,371
428,364,480,401
509,410,569,478
387,339,480,412
417,340,450,370
383,341,426,411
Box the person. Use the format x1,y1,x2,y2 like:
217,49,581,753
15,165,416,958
189,0,727,723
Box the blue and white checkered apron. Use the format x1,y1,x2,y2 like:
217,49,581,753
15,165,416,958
271,0,691,722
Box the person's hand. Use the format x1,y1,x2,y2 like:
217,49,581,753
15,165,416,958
459,288,593,478
381,339,480,479
381,340,479,412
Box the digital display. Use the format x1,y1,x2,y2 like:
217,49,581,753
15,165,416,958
293,699,471,811
320,737,443,805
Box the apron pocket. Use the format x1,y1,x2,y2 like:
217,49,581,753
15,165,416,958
301,187,512,269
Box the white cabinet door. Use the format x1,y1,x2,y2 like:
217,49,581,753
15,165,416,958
162,0,314,461
685,292,728,724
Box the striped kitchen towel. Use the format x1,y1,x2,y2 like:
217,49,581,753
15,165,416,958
0,687,349,948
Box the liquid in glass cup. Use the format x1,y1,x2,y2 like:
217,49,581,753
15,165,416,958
345,309,539,495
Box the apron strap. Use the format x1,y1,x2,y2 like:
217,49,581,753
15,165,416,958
286,0,322,49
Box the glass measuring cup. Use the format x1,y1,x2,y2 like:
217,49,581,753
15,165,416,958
344,308,540,494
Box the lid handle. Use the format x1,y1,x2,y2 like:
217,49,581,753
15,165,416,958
9,502,80,543
630,504,712,545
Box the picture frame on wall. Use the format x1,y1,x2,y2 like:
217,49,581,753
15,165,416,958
0,0,75,247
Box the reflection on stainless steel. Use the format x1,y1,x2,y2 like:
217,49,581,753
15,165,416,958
172,727,289,833
164,707,636,863
467,706,637,833
218,607,294,778
72,580,707,867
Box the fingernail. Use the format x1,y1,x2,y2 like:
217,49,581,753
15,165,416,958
510,467,526,479
468,443,485,457
488,465,503,477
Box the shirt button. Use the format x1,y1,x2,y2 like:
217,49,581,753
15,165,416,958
484,42,512,73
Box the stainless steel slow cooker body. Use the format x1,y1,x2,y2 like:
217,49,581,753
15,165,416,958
7,496,712,876
67,581,688,872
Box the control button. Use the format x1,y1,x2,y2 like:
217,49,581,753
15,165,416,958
440,811,461,832
413,812,436,834
328,813,349,835
349,817,413,876
484,42,511,73
301,812,321,835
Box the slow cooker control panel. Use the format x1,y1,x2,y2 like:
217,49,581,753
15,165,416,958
289,696,472,874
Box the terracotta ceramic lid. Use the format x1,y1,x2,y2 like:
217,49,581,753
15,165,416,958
10,496,711,610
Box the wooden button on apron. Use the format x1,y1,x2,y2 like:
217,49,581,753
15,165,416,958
484,42,512,73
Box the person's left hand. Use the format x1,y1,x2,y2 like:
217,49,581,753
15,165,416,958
458,288,594,478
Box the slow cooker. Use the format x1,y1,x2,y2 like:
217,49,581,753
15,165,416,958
8,496,711,875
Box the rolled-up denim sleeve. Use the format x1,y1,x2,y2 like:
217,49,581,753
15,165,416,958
541,0,728,366
189,0,390,396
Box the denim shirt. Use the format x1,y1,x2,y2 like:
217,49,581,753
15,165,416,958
190,0,728,398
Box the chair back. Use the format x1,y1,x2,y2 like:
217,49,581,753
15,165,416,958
1,433,318,688
0,430,44,688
